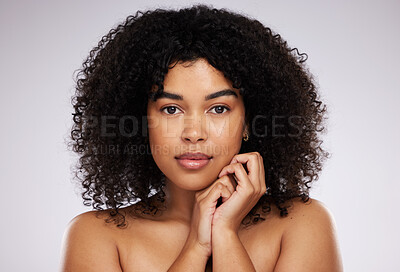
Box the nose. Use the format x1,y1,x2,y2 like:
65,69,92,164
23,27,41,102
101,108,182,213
181,114,208,143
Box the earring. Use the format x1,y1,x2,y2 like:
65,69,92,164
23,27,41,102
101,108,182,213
243,133,249,142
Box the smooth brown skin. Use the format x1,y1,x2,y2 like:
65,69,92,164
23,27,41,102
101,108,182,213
60,59,343,271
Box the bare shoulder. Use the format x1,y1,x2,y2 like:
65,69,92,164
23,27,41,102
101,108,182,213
59,210,123,272
272,197,343,272
283,197,337,225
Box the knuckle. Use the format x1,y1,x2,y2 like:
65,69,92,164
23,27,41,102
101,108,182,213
247,186,255,195
262,189,267,195
219,175,229,183
220,165,230,173
262,185,267,194
251,153,259,160
220,175,229,180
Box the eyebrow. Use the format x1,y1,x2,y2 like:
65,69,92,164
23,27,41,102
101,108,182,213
150,89,238,101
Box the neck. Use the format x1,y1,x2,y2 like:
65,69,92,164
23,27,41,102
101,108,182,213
162,177,196,224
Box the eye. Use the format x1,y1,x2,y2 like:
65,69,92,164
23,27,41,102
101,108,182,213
161,106,182,115
210,105,230,114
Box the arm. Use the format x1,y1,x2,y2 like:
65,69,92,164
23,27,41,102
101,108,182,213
59,211,123,272
212,227,256,272
167,183,223,272
167,240,210,272
210,152,266,271
274,199,343,272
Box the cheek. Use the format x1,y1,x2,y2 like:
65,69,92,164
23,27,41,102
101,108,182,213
148,118,180,164
148,111,181,140
209,115,243,144
208,120,243,166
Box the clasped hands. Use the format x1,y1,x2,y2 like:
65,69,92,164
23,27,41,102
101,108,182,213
192,151,267,256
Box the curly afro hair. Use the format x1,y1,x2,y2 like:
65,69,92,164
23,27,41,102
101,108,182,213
69,4,329,228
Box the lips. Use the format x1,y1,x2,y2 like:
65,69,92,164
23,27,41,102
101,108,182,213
175,152,212,170
175,152,212,160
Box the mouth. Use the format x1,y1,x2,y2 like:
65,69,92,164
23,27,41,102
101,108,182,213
175,152,212,170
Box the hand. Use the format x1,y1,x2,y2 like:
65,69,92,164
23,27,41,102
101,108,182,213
185,174,239,257
184,152,266,256
212,152,267,233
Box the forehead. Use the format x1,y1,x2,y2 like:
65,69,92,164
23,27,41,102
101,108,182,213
150,59,242,101
149,88,239,102
166,59,227,83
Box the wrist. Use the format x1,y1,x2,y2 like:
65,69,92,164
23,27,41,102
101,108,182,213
183,239,211,259
212,225,238,241
212,222,239,235
167,241,209,272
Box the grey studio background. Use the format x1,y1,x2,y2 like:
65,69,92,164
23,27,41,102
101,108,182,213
0,0,399,271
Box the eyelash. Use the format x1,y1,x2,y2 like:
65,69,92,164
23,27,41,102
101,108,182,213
160,105,231,115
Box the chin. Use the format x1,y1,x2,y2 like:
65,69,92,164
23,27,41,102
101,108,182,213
166,173,218,191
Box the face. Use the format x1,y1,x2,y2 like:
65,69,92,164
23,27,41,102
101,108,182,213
147,58,247,191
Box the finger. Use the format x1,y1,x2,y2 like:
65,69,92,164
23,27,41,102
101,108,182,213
229,153,259,181
229,153,261,191
197,175,236,202
205,183,232,205
195,185,213,203
218,163,253,192
195,175,229,200
254,153,266,194
220,184,232,203
218,175,236,194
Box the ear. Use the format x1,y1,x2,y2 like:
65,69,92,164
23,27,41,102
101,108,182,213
243,123,249,137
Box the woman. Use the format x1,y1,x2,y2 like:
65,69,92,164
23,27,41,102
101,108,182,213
60,4,343,271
